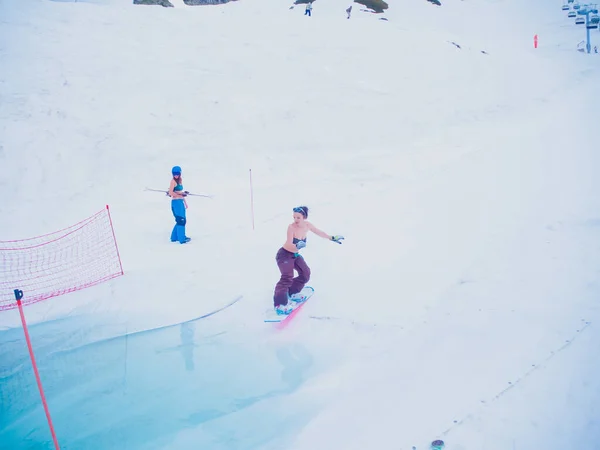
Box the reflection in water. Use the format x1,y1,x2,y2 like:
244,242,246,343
155,322,198,372
0,311,321,450
180,322,195,372
277,344,313,391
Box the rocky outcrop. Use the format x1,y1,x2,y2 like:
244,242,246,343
133,0,174,6
296,0,389,14
183,0,237,4
133,0,236,6
354,0,388,13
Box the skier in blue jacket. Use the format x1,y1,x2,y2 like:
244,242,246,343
168,166,191,244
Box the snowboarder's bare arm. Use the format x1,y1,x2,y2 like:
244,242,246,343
308,222,333,240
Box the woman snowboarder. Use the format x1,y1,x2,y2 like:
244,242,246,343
273,205,344,315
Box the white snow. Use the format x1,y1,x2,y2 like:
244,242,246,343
1,0,600,448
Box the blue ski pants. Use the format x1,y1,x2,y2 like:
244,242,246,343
171,199,187,243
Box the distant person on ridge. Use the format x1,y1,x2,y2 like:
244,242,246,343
272,206,344,315
346,5,352,19
305,2,312,16
168,166,191,244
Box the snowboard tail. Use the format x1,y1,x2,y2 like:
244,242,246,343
264,286,314,325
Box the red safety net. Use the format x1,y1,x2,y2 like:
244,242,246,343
0,206,124,311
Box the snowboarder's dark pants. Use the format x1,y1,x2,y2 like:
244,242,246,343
273,247,311,307
305,9,311,16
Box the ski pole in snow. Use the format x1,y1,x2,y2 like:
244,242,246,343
249,169,255,231
144,187,214,199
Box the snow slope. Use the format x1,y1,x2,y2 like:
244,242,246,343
1,0,599,448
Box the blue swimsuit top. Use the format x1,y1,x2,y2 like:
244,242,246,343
172,183,184,200
293,237,306,245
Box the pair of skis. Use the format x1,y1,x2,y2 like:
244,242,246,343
144,187,214,199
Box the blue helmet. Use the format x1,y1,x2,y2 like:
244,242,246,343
172,166,182,175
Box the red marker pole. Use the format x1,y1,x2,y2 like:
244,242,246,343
534,34,538,48
15,289,60,450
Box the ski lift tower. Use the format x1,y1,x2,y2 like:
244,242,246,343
578,4,599,53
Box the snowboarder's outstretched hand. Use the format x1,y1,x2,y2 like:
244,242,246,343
331,235,344,244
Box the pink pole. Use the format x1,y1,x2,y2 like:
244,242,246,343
249,169,255,230
15,291,60,450
106,205,124,275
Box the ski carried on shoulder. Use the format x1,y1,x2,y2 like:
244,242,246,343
264,286,315,325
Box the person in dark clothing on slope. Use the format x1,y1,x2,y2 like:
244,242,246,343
305,1,312,16
272,206,344,315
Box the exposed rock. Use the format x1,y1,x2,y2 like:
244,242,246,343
133,0,174,6
133,0,236,5
354,0,388,13
183,0,237,4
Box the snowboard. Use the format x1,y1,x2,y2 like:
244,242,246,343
264,286,315,324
